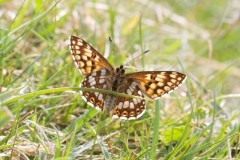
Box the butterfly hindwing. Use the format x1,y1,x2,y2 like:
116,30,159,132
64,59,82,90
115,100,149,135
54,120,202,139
80,69,111,111
112,81,145,120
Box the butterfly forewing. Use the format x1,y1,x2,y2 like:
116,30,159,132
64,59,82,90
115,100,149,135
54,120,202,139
69,36,114,75
126,71,186,99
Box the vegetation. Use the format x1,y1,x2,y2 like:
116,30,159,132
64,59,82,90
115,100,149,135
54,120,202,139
0,0,239,159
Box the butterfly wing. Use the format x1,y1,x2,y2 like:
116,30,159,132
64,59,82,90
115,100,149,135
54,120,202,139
80,69,112,111
69,36,114,75
126,71,186,99
69,36,114,110
112,81,146,120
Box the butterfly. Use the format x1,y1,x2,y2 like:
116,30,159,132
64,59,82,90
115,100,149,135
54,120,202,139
69,36,186,120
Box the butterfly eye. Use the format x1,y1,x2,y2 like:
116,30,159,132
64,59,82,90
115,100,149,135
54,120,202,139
120,65,123,69
121,69,125,74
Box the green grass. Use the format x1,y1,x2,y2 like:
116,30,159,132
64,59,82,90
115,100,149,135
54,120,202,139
1,0,239,159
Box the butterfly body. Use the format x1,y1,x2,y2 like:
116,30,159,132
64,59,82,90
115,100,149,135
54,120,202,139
104,65,128,113
69,36,186,120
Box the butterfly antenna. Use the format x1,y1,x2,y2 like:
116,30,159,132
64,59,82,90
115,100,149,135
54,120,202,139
104,36,114,58
109,36,112,43
107,36,118,58
123,49,150,66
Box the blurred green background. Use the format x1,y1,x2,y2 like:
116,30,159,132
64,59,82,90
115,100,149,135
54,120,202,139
0,0,239,159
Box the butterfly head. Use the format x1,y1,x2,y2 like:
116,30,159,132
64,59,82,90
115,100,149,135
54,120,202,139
111,65,127,91
115,65,125,75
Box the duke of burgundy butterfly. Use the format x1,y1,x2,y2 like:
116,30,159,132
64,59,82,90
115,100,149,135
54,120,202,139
69,36,186,120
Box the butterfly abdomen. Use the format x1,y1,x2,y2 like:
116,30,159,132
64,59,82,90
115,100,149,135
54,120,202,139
104,95,117,113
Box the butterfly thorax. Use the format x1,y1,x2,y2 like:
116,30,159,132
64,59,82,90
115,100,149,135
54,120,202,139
111,65,127,92
105,65,128,113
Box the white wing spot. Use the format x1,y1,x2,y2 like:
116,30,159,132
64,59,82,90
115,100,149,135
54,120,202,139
74,45,80,49
164,86,170,91
101,69,106,76
82,55,87,60
86,44,91,49
137,98,141,103
81,95,87,102
120,116,128,120
95,56,100,62
137,90,142,96
170,74,177,78
91,72,97,76
123,101,129,108
155,76,164,82
112,115,119,119
90,80,96,86
152,94,158,98
132,82,137,87
177,77,182,81
128,117,136,120
86,61,92,66
75,50,81,54
118,102,123,109
85,51,92,57
150,83,157,89
87,102,94,107
167,82,173,86
157,89,164,95
145,74,151,80
133,98,137,105
84,48,92,54
157,82,164,87
157,74,167,79
129,102,134,109
94,92,99,97
77,41,83,46
75,55,81,60
129,86,134,92
127,89,132,95
99,79,105,84
79,61,85,67
98,94,103,101
171,79,177,83
88,76,94,81
71,40,76,45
